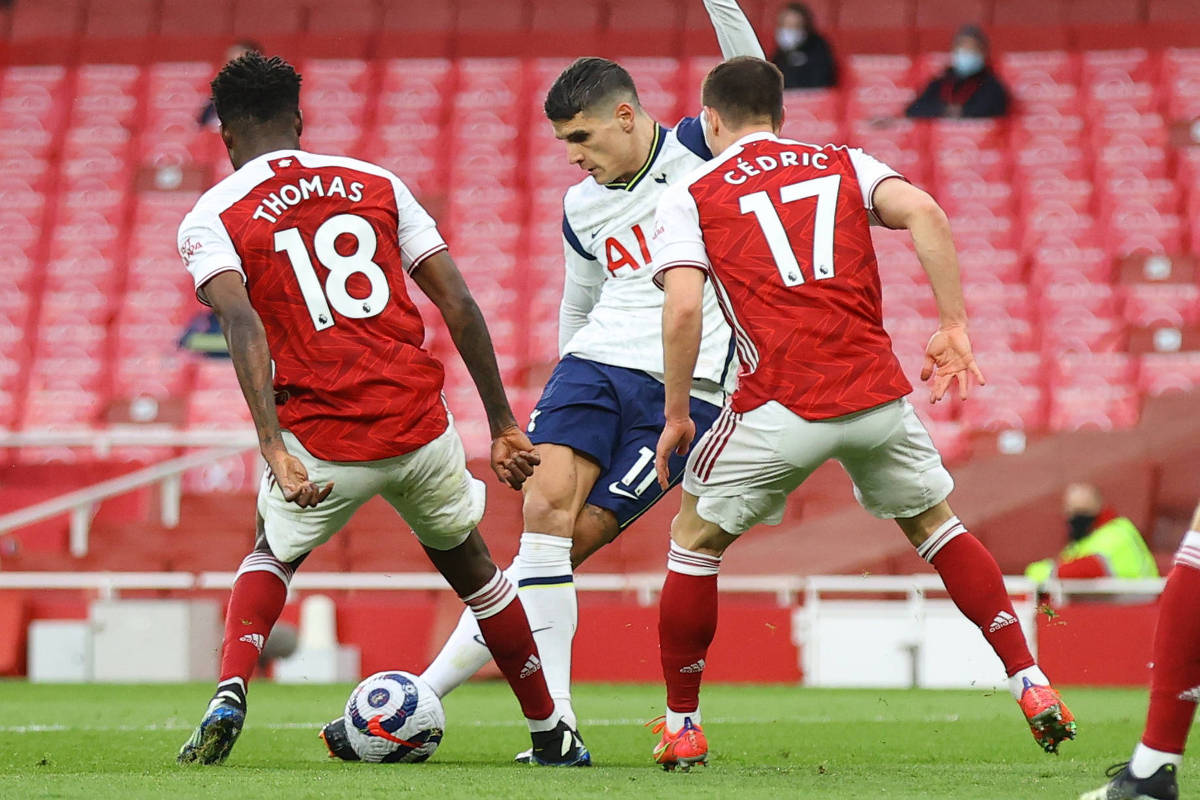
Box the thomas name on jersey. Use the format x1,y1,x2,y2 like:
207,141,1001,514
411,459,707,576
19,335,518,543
250,172,366,224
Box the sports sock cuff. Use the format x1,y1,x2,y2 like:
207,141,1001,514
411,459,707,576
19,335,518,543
235,551,294,585
1174,530,1200,571
518,532,573,582
461,568,518,621
667,540,722,577
916,516,967,563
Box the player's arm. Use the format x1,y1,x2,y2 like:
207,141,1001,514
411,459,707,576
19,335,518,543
410,251,538,489
202,272,332,507
660,265,706,428
872,177,986,403
702,0,764,59
650,184,710,487
558,243,604,353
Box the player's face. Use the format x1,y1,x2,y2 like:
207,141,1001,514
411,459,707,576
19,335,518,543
551,104,638,185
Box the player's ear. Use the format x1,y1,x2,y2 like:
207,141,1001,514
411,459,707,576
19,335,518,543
615,101,636,132
775,104,785,135
219,124,235,151
294,109,303,138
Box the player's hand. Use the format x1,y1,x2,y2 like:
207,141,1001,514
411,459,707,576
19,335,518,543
655,417,696,490
264,448,334,508
490,425,540,490
921,323,986,403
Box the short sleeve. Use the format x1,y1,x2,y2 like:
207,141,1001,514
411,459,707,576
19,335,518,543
673,115,712,160
392,177,448,273
846,147,903,213
650,182,711,289
178,207,245,307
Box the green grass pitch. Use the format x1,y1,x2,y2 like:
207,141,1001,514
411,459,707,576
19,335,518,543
0,681,1189,799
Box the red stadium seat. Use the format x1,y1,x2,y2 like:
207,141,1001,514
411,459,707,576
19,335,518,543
961,386,1046,431
1051,352,1136,390
378,0,454,58
158,0,232,35
1048,386,1139,431
1138,353,1200,396
971,316,1037,352
959,247,1025,284
992,0,1067,27
20,388,105,430
377,58,453,119
1121,284,1200,327
621,57,684,121
600,0,683,58
454,0,529,57
845,54,915,87
914,0,989,29
1040,283,1122,323
9,0,84,40
971,351,1045,389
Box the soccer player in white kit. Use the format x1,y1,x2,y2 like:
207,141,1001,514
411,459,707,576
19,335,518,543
419,0,762,755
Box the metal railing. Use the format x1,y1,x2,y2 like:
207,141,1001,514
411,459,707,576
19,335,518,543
0,446,252,557
0,571,1166,604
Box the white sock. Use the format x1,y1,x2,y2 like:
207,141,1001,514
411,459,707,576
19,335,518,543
1129,742,1183,779
1007,665,1050,701
421,559,521,698
517,532,577,729
666,708,701,732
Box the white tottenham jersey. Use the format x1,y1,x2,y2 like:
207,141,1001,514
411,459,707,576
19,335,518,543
560,119,737,405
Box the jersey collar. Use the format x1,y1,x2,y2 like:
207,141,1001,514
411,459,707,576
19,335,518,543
605,124,667,192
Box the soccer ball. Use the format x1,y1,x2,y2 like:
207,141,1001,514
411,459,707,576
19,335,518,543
343,671,445,763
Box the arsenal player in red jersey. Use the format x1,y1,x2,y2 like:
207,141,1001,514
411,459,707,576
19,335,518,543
174,52,588,767
644,57,1074,769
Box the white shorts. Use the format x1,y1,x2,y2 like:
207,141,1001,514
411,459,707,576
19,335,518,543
257,423,486,562
683,398,953,535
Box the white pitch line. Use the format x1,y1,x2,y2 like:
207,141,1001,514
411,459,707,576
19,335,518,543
0,714,962,735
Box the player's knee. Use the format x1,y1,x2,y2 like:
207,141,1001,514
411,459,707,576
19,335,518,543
897,500,955,548
570,505,620,567
522,487,576,537
669,511,730,556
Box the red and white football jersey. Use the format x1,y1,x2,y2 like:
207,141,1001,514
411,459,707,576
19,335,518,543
178,149,450,461
652,132,912,420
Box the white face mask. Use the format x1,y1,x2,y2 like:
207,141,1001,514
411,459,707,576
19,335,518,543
776,28,806,50
951,49,984,77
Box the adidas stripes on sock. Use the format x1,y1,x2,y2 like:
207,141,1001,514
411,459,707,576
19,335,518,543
660,541,721,729
461,568,557,731
219,551,293,691
515,533,578,728
919,518,1037,679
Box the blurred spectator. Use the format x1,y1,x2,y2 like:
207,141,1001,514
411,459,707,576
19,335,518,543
1025,483,1158,583
770,3,836,89
197,40,263,128
179,310,230,358
905,25,1008,119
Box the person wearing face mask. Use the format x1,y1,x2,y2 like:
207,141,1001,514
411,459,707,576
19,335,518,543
1025,483,1158,583
905,24,1008,119
770,3,836,89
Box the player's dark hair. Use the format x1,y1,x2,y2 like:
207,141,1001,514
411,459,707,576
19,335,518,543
544,57,640,122
210,51,302,128
701,56,784,129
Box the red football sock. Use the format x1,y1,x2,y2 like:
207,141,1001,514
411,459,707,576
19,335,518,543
464,570,555,722
219,552,293,687
1142,547,1200,754
660,542,721,715
920,520,1035,677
